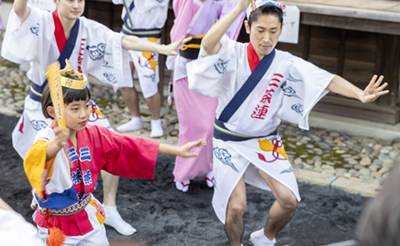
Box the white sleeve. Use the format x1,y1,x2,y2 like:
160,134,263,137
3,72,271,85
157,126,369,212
111,0,124,5
1,6,44,64
135,0,169,13
277,55,335,130
83,19,133,91
187,35,239,98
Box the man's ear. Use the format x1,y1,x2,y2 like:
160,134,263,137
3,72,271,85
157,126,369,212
47,106,56,119
244,20,251,34
53,0,59,8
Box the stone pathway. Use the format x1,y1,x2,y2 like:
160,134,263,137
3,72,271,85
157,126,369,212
0,56,399,197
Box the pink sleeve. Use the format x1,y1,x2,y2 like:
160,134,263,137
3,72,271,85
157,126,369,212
92,126,160,180
170,0,193,43
221,1,245,40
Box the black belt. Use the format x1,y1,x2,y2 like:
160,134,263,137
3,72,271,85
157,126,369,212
179,37,202,60
214,119,277,142
29,82,47,102
121,24,161,38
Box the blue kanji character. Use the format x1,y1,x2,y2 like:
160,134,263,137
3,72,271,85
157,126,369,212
82,170,92,185
79,147,92,162
66,147,79,162
71,168,82,184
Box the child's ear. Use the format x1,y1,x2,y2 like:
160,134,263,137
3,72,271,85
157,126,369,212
47,106,56,119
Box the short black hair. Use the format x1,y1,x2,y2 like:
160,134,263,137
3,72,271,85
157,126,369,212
248,4,283,28
41,84,91,119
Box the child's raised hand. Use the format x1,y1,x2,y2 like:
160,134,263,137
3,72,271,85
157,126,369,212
53,126,69,149
177,139,207,157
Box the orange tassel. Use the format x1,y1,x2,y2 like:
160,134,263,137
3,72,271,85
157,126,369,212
46,228,66,246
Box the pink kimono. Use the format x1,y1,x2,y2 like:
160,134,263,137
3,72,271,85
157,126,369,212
170,0,244,183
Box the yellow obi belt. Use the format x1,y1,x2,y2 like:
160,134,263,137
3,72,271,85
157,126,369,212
179,34,205,60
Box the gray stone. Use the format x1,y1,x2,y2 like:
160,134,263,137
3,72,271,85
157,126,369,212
373,144,383,152
359,175,374,183
294,158,303,165
371,159,383,167
306,159,314,165
359,168,371,176
348,159,358,165
312,155,322,161
371,172,382,179
373,178,385,186
378,167,390,174
382,160,394,168
380,146,393,154
314,160,322,167
369,165,379,172
354,164,363,170
359,157,371,166
303,163,313,170
330,132,340,137
389,150,400,159
378,154,391,161
348,169,358,177
322,165,334,170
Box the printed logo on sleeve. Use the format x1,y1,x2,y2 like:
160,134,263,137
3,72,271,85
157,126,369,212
214,59,229,74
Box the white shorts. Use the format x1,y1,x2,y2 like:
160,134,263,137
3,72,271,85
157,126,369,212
37,224,109,246
129,37,160,98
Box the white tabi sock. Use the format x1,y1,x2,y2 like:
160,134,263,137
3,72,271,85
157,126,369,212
103,205,136,235
250,228,276,246
150,119,164,138
175,179,190,192
205,170,214,188
116,117,143,132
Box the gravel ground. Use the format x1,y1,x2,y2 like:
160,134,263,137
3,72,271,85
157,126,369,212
0,113,369,246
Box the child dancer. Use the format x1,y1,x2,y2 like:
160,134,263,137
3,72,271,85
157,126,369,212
24,63,205,245
1,0,188,235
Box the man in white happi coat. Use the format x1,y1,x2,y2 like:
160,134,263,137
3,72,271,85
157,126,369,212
187,0,389,245
112,0,169,137
1,0,188,236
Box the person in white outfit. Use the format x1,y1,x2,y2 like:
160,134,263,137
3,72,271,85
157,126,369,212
113,0,169,138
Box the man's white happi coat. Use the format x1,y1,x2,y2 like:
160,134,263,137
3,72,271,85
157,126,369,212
1,6,133,158
187,35,335,223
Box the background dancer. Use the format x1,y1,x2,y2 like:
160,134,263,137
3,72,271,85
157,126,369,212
168,0,245,192
113,0,169,138
1,0,189,235
187,0,389,245
25,67,205,245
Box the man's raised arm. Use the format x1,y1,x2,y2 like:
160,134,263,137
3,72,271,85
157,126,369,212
13,0,30,24
202,0,249,55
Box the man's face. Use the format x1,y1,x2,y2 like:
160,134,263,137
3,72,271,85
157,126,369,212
245,14,282,58
54,0,85,20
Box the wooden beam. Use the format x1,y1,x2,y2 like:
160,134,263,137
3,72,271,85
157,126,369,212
301,13,400,36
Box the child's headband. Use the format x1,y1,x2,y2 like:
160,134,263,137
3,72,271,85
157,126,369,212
246,0,286,20
60,59,88,90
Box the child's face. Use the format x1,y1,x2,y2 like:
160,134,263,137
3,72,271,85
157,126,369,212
64,99,90,132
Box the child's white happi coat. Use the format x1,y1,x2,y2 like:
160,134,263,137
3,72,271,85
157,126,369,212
187,35,335,223
1,6,132,158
